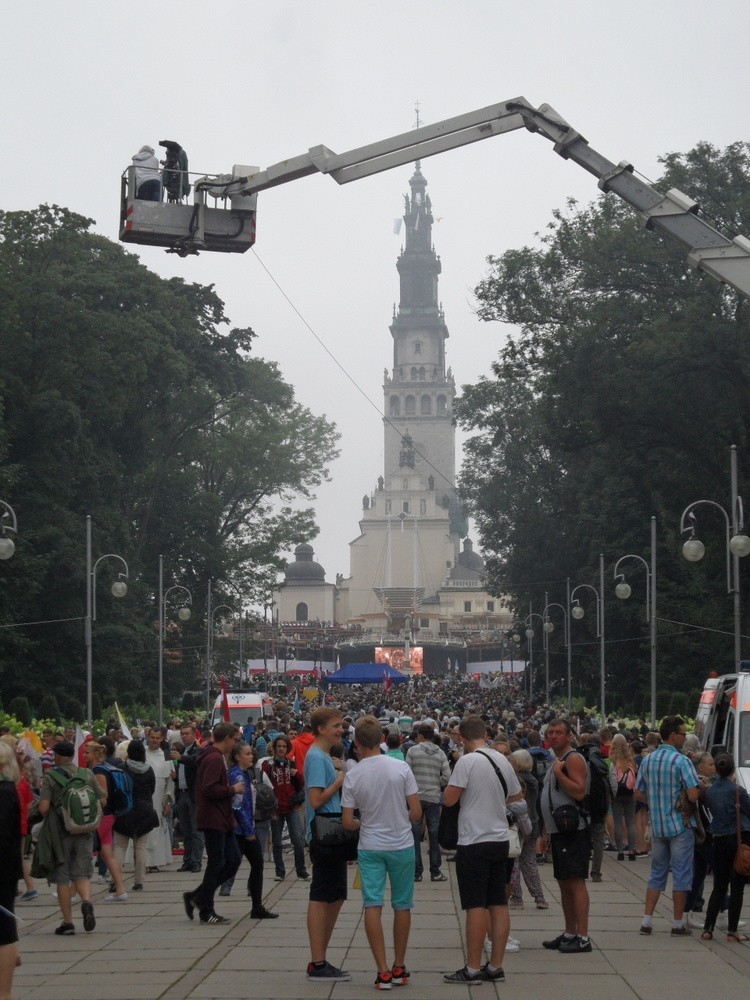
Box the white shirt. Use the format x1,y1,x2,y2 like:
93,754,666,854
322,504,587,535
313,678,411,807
448,748,521,846
341,754,418,851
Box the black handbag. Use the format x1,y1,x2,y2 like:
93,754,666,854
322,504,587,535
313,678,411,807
310,811,359,862
438,750,509,850
438,802,460,850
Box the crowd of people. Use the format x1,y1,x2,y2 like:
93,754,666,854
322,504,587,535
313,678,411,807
1,673,750,996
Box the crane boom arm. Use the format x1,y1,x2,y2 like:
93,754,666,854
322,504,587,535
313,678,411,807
224,96,750,300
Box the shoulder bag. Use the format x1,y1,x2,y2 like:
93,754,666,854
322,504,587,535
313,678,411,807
438,749,510,852
733,785,750,878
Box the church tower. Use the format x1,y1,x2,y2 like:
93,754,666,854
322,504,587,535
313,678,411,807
338,164,467,626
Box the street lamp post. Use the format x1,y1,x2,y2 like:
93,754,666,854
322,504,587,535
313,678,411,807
542,597,569,707
613,516,657,726
0,500,18,560
680,445,750,669
208,603,237,701
157,554,192,727
571,555,606,718
85,515,129,727
523,611,545,701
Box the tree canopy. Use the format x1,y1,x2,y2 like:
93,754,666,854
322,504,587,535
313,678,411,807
0,205,338,709
456,141,750,712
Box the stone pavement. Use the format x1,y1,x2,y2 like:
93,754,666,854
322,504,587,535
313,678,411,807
12,848,750,999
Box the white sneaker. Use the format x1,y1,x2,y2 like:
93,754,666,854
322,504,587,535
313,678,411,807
506,938,521,952
104,893,128,902
688,913,705,929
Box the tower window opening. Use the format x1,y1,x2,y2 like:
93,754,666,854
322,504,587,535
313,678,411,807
418,367,425,381
403,478,409,490
390,395,401,416
437,395,447,415
414,341,422,354
464,601,472,613
420,499,427,515
403,502,410,513
420,394,432,415
411,367,417,381
385,500,392,514
487,601,495,612
405,395,416,415
296,602,309,622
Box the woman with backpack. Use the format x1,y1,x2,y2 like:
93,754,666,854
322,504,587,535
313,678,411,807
218,742,277,919
86,741,128,901
113,741,159,892
609,734,637,861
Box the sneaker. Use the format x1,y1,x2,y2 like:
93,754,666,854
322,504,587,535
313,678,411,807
218,889,231,897
535,899,549,909
444,966,482,984
617,852,625,861
431,872,447,882
200,912,230,925
133,883,143,892
390,965,410,985
19,890,39,902
375,971,393,990
535,853,546,863
273,873,285,881
507,897,523,908
104,893,128,902
54,922,75,936
639,924,652,936
717,915,747,930
183,892,196,920
505,938,520,953
591,873,603,883
414,874,422,882
559,935,592,953
479,963,506,982
543,933,568,950
250,907,279,919
297,871,310,880
81,901,96,933
306,961,352,982
670,925,691,937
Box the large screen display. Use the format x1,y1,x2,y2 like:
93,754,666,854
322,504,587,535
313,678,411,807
375,646,423,674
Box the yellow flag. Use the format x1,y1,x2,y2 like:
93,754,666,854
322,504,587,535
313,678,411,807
353,865,361,890
22,729,43,753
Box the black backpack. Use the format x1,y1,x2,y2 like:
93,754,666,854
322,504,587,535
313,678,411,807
580,747,610,823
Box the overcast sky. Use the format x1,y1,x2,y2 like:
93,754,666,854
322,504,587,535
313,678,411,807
3,1,749,604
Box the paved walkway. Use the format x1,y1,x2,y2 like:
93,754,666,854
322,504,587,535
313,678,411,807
12,849,750,999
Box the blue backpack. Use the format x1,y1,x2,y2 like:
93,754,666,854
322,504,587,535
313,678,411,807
101,762,134,816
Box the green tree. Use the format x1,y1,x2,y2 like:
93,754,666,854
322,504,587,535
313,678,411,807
457,142,750,709
0,205,338,707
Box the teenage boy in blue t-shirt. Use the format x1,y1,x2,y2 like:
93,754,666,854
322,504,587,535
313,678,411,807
304,707,350,983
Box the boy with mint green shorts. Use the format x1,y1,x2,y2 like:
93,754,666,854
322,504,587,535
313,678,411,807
341,716,423,990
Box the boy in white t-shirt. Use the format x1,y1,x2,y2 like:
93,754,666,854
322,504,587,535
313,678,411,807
342,715,422,991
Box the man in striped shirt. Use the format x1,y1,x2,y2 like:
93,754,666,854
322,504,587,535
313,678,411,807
635,716,699,936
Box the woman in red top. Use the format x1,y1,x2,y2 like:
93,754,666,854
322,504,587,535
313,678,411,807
14,745,37,902
263,736,309,881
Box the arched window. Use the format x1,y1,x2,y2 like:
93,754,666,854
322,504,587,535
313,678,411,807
418,367,425,381
437,395,447,415
390,395,400,416
403,502,410,513
410,367,417,381
405,395,416,415
420,394,432,415
295,602,308,622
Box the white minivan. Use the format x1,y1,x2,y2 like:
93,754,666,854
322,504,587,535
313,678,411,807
694,664,750,793
209,691,274,728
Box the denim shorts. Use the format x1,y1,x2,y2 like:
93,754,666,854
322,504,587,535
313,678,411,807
648,828,694,892
358,847,415,910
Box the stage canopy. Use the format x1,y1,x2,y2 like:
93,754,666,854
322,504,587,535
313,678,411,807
325,662,410,685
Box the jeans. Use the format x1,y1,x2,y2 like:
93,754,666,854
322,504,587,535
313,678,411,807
589,821,605,877
412,800,442,877
704,832,750,933
271,808,307,877
220,835,265,907
648,828,694,892
686,838,715,913
192,829,241,919
612,796,637,853
175,792,204,869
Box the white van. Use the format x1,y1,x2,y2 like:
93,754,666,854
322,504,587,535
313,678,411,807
210,691,274,728
694,664,750,792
